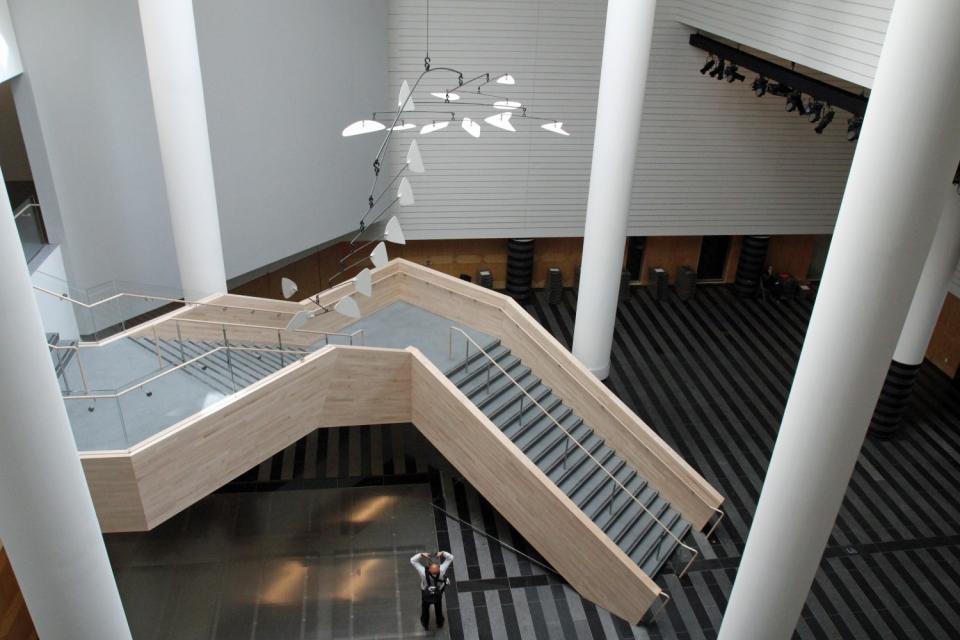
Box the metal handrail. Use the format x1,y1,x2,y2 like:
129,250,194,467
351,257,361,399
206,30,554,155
49,314,362,394
32,283,301,317
165,317,364,344
60,345,316,401
432,500,672,622
13,202,40,219
422,272,724,529
448,327,699,579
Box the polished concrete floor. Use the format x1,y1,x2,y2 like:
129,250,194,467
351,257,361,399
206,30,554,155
108,483,449,639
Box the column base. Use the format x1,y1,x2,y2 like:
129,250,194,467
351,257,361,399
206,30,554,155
868,360,921,439
588,363,611,380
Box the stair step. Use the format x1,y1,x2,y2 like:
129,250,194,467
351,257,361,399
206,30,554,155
464,358,530,401
510,405,576,453
530,419,590,469
441,339,697,584
444,338,503,379
633,508,689,578
565,450,620,507
448,345,512,387
550,432,609,490
495,387,560,429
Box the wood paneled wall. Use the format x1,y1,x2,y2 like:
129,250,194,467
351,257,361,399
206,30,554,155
0,546,37,640
639,236,703,284
766,235,820,280
925,293,960,377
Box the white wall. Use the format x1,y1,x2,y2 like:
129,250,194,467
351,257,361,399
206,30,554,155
387,0,859,240
8,0,181,293
193,0,388,279
31,245,79,341
0,0,22,83
9,0,388,292
674,0,891,88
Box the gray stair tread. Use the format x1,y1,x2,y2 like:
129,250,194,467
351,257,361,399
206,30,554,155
445,340,695,584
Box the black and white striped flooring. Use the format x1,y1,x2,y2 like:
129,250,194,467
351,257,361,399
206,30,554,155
216,285,960,639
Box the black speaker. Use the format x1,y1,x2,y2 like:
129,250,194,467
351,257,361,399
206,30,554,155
676,265,696,300
648,267,668,301
547,267,563,305
477,269,493,289
619,269,631,301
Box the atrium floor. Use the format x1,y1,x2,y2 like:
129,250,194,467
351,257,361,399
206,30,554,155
106,286,960,639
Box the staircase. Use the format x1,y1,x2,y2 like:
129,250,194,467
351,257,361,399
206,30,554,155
131,337,308,395
445,340,692,580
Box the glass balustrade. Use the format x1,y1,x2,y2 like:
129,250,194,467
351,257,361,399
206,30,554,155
56,314,363,451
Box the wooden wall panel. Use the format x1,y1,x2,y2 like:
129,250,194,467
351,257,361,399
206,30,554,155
0,546,37,640
409,350,659,623
766,235,819,280
532,237,584,288
925,293,960,377
83,346,412,532
639,236,703,284
80,455,147,532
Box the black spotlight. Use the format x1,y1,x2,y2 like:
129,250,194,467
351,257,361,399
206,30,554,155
846,116,863,141
752,76,768,96
700,57,716,75
709,57,724,78
714,58,726,80
806,100,824,123
785,91,805,114
725,64,746,83
814,108,835,134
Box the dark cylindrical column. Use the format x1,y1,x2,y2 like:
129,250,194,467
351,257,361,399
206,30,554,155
734,235,769,297
869,360,921,438
506,239,534,301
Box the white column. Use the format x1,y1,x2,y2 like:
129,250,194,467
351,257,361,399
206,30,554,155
0,174,131,639
893,183,960,365
718,1,960,638
138,0,227,298
572,0,657,379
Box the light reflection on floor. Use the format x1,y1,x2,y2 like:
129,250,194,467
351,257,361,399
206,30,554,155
107,484,450,640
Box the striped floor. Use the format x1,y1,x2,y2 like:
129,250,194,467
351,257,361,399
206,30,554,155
206,285,960,639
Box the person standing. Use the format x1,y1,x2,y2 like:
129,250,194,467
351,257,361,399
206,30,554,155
410,550,454,630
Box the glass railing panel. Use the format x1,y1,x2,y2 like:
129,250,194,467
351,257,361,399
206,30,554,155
64,395,129,452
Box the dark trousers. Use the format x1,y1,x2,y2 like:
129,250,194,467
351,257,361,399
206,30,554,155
421,593,444,628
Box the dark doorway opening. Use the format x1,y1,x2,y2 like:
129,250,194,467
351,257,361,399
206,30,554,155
697,236,731,281
625,237,645,281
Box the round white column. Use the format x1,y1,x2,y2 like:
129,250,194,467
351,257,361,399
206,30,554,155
138,0,227,298
0,174,131,639
718,1,960,638
572,0,657,379
893,183,960,365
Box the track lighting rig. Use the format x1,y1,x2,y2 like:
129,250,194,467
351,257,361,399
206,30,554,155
690,34,868,139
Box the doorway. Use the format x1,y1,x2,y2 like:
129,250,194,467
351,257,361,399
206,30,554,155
697,236,731,281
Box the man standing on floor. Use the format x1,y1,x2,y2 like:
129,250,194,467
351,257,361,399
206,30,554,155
410,550,455,630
